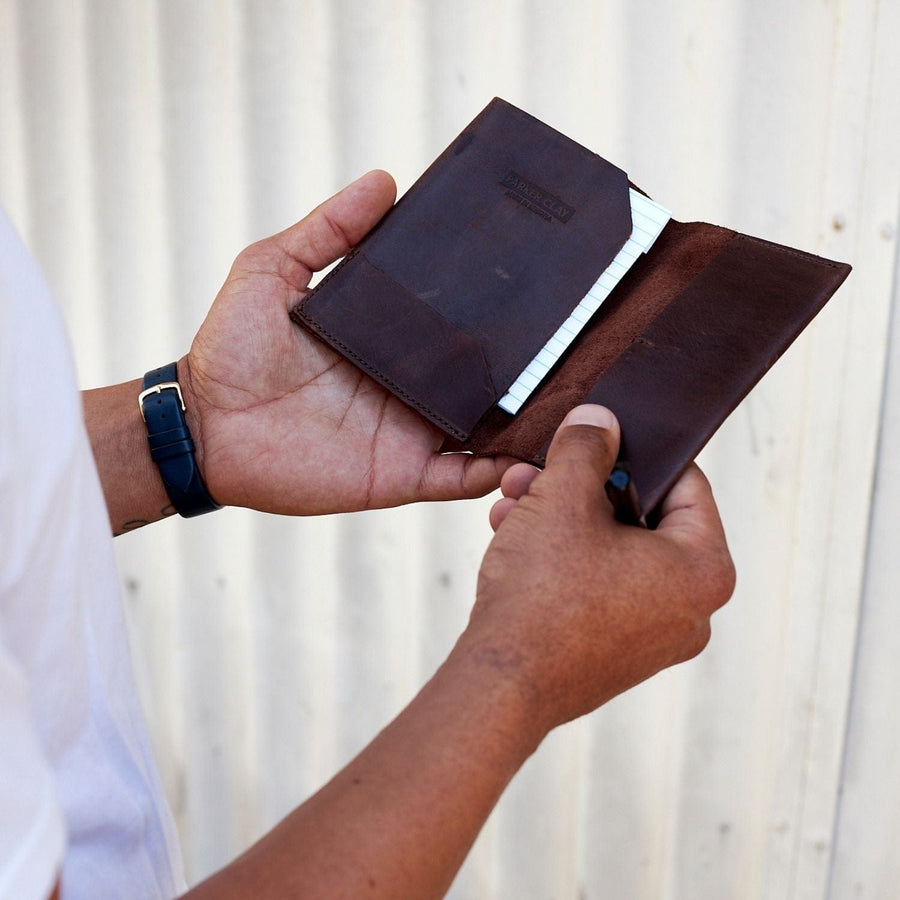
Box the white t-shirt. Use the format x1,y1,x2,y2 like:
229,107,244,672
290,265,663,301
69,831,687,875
0,210,186,899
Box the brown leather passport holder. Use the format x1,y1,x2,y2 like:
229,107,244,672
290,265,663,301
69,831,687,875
292,98,851,519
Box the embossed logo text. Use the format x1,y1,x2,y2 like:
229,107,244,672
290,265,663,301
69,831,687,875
501,171,575,223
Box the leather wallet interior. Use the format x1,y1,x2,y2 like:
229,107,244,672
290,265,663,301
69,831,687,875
292,98,851,517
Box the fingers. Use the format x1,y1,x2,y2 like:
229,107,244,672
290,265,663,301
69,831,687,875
489,496,517,532
489,463,540,531
499,463,541,501
487,406,621,532
416,452,519,504
655,463,729,547
545,404,620,465
540,405,621,511
275,170,397,277
656,463,736,610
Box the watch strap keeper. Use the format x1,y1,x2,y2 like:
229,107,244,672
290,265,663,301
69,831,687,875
140,362,222,517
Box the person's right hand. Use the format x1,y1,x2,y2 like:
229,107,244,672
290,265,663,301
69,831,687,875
460,404,735,739
180,405,734,900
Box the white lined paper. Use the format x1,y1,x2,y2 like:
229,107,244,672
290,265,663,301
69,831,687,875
498,190,671,415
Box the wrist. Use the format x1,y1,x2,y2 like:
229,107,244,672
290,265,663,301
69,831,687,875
173,354,208,484
83,378,175,534
139,361,220,517
438,633,551,760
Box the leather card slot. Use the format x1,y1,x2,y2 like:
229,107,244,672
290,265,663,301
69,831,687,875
357,97,633,397
295,254,495,440
459,220,737,459
460,224,850,519
575,233,850,514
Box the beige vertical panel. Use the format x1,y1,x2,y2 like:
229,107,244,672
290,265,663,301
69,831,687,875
0,2,27,224
830,241,900,898
10,1,102,370
820,0,900,894
766,1,900,894
3,1,900,897
666,3,895,897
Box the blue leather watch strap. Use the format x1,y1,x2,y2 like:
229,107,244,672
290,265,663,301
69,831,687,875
140,362,221,517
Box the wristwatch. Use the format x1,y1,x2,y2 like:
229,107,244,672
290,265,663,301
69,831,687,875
138,362,221,517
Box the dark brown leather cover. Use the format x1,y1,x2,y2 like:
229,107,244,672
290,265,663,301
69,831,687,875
293,98,851,517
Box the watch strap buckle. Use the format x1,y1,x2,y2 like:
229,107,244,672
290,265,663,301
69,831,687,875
138,381,186,421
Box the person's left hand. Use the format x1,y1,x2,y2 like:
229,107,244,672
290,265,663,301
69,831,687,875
180,170,513,515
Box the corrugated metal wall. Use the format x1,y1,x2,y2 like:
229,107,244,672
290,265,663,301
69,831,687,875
2,1,899,896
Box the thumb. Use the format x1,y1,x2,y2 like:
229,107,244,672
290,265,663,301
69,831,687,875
540,405,621,508
275,169,397,278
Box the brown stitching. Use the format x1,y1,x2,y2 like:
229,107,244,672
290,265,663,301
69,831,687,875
289,309,468,441
735,233,843,268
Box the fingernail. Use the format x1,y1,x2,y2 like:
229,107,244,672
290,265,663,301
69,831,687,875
562,404,617,430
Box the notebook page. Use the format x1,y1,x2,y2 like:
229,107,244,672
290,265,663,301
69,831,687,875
498,190,671,415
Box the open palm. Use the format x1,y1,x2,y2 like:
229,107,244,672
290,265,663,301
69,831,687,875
183,171,512,515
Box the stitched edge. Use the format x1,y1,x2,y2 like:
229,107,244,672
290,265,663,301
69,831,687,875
288,307,469,442
736,233,847,269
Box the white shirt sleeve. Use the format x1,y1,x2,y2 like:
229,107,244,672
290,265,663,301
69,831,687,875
0,217,67,897
0,646,65,900
0,208,186,900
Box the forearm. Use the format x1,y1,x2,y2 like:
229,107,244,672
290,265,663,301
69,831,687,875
82,377,174,535
184,642,545,899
